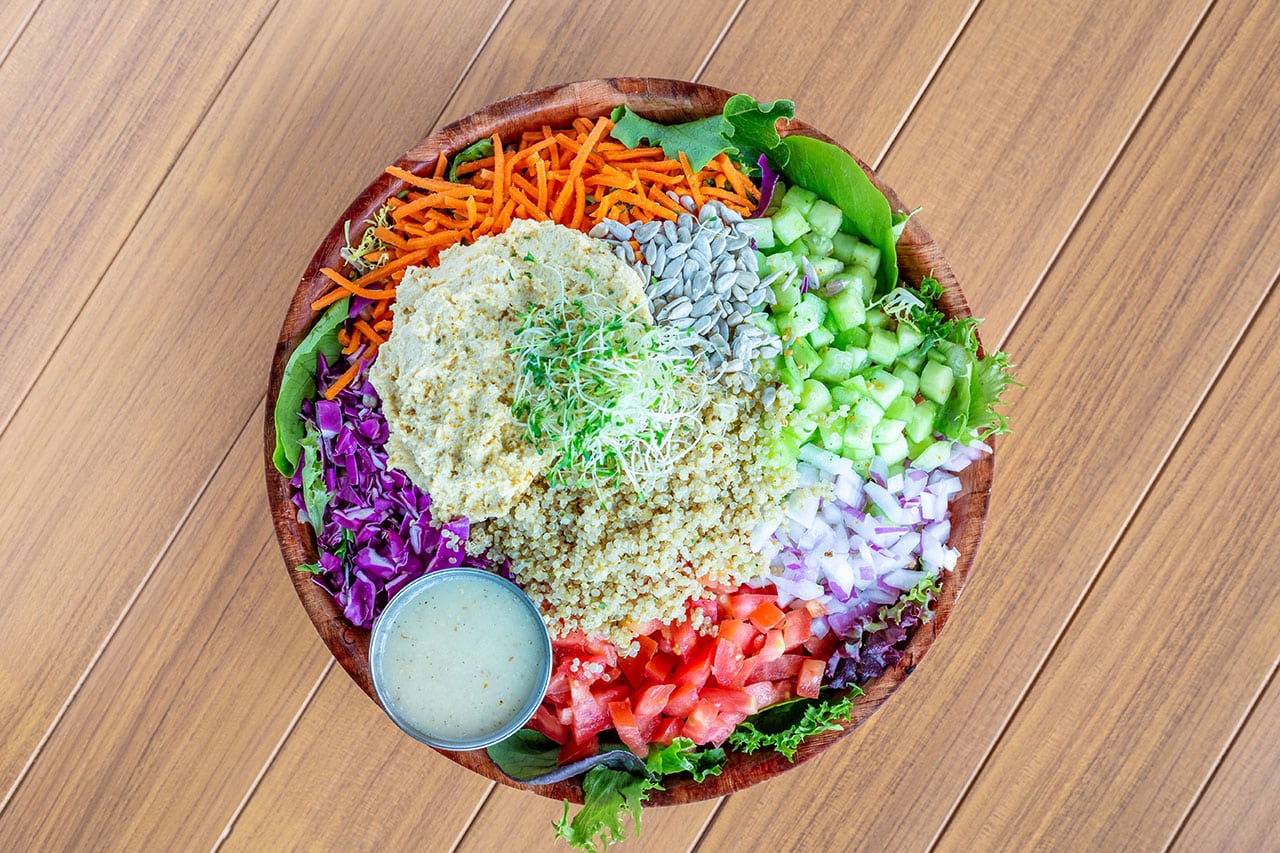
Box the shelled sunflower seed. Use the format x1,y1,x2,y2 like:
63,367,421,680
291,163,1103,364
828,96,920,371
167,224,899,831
588,196,784,391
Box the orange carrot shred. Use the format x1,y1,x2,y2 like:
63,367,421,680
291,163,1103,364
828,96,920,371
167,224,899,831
324,360,362,400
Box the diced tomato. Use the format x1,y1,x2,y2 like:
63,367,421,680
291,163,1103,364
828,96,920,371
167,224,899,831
617,635,657,686
644,651,677,682
545,668,570,702
634,683,676,717
700,713,740,747
559,735,597,764
670,642,714,690
668,619,699,655
569,678,612,742
529,704,567,744
781,608,813,650
750,653,805,682
725,593,778,621
712,637,745,687
758,629,786,662
682,700,720,745
636,711,661,744
596,682,629,704
748,600,786,632
744,679,793,709
651,716,682,747
699,686,759,717
802,598,827,618
803,631,840,660
608,700,649,758
688,597,719,625
664,682,700,716
796,658,825,699
716,618,756,650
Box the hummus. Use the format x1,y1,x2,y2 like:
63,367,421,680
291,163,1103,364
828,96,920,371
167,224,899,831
370,219,649,522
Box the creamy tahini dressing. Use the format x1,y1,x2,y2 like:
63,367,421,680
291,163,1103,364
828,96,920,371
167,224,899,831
378,574,545,742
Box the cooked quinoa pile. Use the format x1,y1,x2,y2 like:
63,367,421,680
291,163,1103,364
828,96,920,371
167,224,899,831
466,387,796,647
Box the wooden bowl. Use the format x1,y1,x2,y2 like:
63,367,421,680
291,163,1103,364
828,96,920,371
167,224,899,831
264,78,994,805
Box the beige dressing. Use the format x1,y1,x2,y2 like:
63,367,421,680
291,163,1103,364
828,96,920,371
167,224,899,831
378,573,546,742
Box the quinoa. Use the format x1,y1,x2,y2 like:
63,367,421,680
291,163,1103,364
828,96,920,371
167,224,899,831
466,386,797,648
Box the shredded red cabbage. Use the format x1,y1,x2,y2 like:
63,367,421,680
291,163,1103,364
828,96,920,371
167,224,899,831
290,354,484,628
750,153,780,218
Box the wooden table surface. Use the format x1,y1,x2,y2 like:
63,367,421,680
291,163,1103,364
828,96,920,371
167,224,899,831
2,0,1277,850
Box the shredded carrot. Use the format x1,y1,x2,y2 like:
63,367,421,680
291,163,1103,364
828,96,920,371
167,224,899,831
354,318,385,346
432,152,448,179
323,359,363,400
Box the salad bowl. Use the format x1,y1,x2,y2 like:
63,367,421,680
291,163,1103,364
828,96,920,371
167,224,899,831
264,77,994,805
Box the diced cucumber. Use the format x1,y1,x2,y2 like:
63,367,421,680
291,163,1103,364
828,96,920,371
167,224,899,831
806,199,843,239
864,307,890,329
919,360,955,405
906,399,939,443
779,293,827,340
789,337,822,377
911,439,953,471
898,349,927,372
871,418,906,445
778,360,804,397
850,395,884,426
826,286,866,330
831,383,861,407
843,264,877,302
874,434,910,467
884,396,915,422
831,233,881,276
811,257,844,282
736,218,775,251
773,279,801,311
780,185,819,215
767,432,801,468
771,206,811,245
764,251,798,277
753,249,769,268
865,369,906,409
835,327,870,349
786,417,818,445
765,180,787,216
867,327,899,365
802,233,834,257
892,365,919,398
751,313,779,336
818,419,845,453
842,419,875,458
800,379,833,413
896,322,924,356
808,325,836,350
812,347,857,384
822,309,841,333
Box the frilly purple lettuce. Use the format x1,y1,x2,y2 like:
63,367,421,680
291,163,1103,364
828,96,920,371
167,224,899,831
290,354,485,628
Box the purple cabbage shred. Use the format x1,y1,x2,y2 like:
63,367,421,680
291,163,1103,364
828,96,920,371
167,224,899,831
750,153,780,218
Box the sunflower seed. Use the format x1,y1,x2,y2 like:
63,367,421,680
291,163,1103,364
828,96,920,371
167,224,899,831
671,315,696,330
748,286,769,306
665,242,688,259
680,195,697,212
692,314,717,335
633,220,661,243
588,222,610,239
722,207,745,224
762,385,777,406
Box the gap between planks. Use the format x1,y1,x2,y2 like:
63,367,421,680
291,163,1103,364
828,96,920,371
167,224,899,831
0,0,42,70
0,0,282,450
0,0,514,833
920,1,1227,846
1163,651,1280,850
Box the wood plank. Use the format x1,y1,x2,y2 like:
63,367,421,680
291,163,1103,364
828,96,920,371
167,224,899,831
220,669,495,851
0,405,333,849
699,0,1280,847
698,0,977,165
437,0,740,127
456,786,718,853
937,280,1280,848
0,0,275,427
1173,665,1280,851
0,0,39,65
0,0,504,800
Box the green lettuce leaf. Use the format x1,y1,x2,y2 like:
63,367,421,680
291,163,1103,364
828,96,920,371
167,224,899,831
271,296,350,476
554,766,661,853
727,692,858,761
487,729,563,779
643,737,726,783
609,96,794,173
779,134,898,293
298,422,331,537
447,136,494,182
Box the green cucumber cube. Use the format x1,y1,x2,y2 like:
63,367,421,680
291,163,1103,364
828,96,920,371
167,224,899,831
911,439,953,471
764,251,798,279
898,349,927,372
808,325,835,350
773,279,801,312
771,206,811,245
843,418,876,455
896,322,925,356
871,418,907,445
778,360,804,396
807,199,843,239
802,233,834,257
736,218,775,251
919,360,954,405
831,234,881,276
767,431,801,468
864,307,890,329
892,364,920,398
812,347,857,384
835,327,871,349
818,419,845,453
850,395,884,426
865,369,906,409
826,286,866,330
789,337,822,377
906,399,939,443
800,379,833,413
884,395,915,422
874,434,910,467
843,264,877,302
780,293,827,340
867,327,899,365
811,257,845,282
780,185,819,215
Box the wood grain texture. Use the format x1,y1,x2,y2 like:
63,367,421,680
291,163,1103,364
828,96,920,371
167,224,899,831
0,0,275,428
266,76,990,805
0,405,333,849
437,0,740,128
0,0,504,803
699,0,977,164
937,281,1280,849
220,669,495,851
456,784,719,853
699,0,1280,848
1173,665,1280,850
